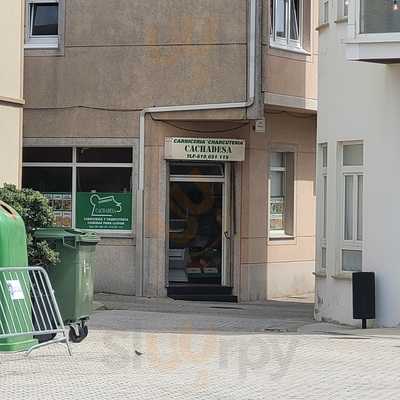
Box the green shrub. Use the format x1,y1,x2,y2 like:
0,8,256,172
0,184,59,266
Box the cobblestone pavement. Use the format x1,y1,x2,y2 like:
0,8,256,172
1,299,400,399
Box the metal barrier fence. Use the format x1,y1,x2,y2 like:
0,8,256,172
0,266,71,356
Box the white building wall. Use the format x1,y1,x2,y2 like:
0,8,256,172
316,9,400,327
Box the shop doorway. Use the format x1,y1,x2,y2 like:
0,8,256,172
167,162,234,299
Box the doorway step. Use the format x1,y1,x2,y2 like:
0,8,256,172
167,284,237,302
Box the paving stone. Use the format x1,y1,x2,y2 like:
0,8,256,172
1,303,398,399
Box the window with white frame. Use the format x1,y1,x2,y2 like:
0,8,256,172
320,0,329,24
339,142,363,272
337,0,349,19
270,0,303,49
22,147,134,233
26,0,60,49
319,144,328,270
359,0,400,34
269,152,295,238
343,0,349,17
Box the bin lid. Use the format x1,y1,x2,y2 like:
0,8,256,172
0,201,18,219
34,228,99,243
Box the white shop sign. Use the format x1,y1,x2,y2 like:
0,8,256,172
165,137,246,162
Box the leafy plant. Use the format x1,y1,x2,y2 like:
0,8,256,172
0,184,59,266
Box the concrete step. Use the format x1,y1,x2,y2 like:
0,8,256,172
167,285,237,302
168,294,238,303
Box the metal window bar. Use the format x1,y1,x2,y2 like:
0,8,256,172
0,266,71,356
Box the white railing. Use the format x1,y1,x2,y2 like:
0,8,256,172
0,266,71,356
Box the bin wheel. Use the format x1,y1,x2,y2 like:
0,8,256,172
69,324,88,343
82,324,89,338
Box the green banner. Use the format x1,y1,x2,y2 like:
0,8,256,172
76,192,132,231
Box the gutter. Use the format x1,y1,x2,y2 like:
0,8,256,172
136,0,258,296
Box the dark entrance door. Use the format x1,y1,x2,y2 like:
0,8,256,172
167,162,236,302
169,180,223,285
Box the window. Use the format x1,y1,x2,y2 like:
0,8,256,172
335,0,348,19
22,147,134,233
23,147,72,163
318,144,328,270
77,148,133,164
360,0,400,34
26,0,60,49
320,0,329,24
270,0,303,49
269,152,295,239
339,142,363,272
343,0,349,17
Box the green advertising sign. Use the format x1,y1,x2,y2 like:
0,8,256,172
76,192,133,231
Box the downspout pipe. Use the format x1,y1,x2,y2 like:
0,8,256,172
136,0,258,296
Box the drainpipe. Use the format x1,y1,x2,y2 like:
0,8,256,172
136,0,258,296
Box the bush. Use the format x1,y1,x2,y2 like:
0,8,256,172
0,184,59,266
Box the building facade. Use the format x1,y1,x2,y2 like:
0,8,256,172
23,0,318,301
316,0,400,326
0,1,25,186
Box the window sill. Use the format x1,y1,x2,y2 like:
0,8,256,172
335,16,348,24
97,233,135,238
268,235,296,246
313,271,327,278
269,234,295,240
25,35,59,49
269,43,311,56
316,23,329,31
345,37,400,63
97,234,136,246
331,272,353,280
25,38,64,57
25,43,59,50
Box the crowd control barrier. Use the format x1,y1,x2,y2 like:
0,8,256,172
0,266,71,356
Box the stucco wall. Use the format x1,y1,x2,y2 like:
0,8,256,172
22,0,317,300
141,115,316,301
239,126,269,301
23,0,253,297
0,107,23,186
262,0,318,109
141,119,255,298
24,0,249,138
95,238,137,295
0,1,23,100
0,0,24,187
266,112,316,298
316,12,400,327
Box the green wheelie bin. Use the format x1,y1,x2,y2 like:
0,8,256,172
34,228,99,343
0,201,37,352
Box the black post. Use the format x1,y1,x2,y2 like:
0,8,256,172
362,319,367,329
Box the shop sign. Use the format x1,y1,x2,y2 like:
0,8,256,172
76,192,132,231
165,137,246,162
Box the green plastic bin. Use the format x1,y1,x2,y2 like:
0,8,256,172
34,228,99,339
0,201,37,352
